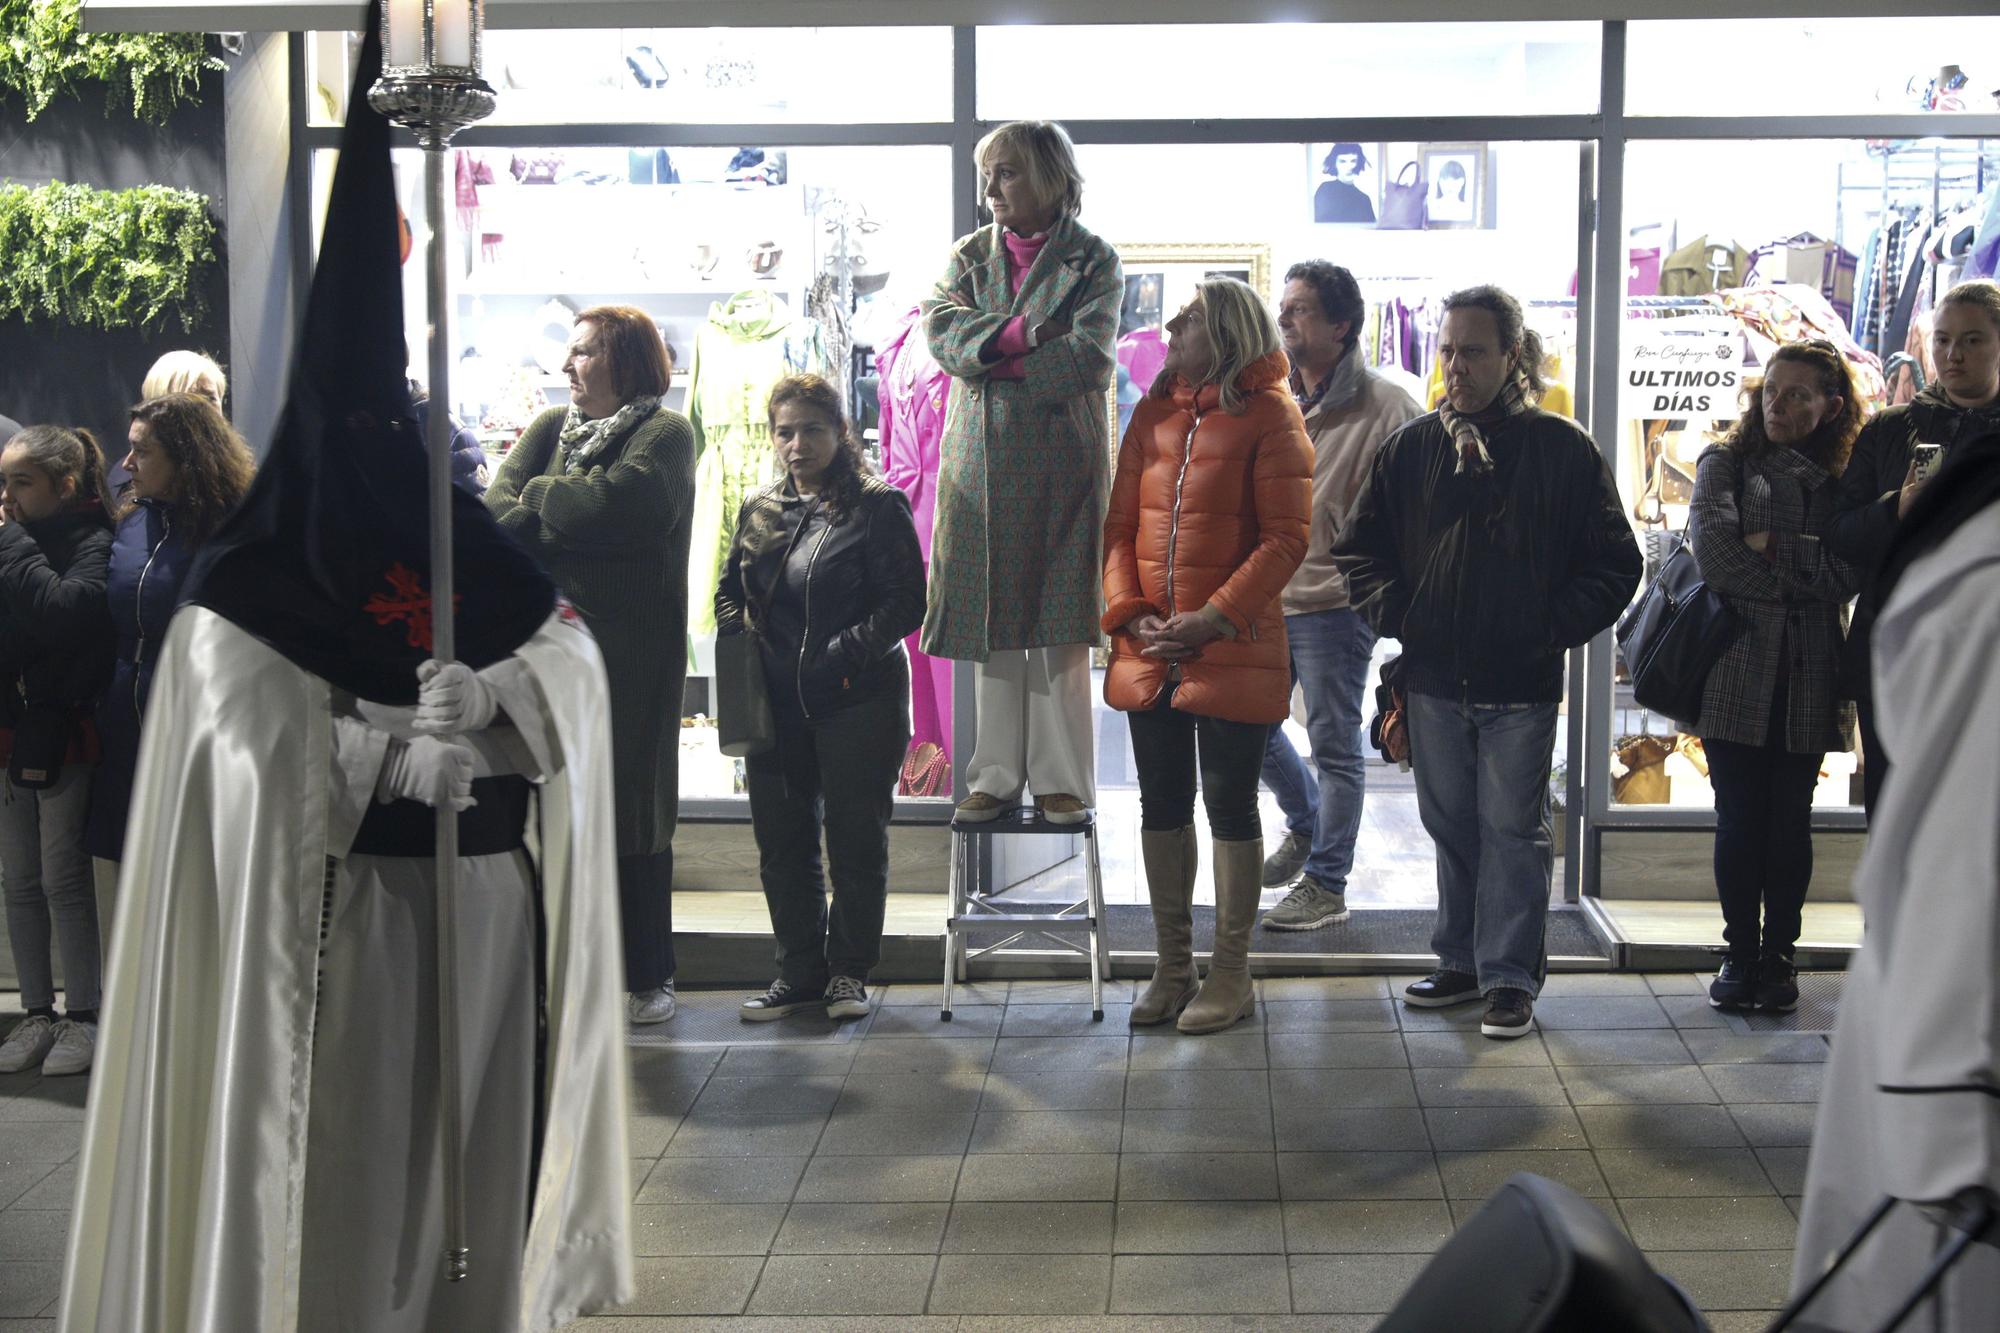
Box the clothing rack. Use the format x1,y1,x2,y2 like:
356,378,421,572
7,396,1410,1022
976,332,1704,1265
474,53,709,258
1834,140,1998,251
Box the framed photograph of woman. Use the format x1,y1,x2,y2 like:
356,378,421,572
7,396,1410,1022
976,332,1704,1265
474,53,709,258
1419,143,1493,229
1308,142,1383,226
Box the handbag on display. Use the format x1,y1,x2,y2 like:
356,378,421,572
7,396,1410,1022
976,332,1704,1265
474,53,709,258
7,702,73,791
1377,162,1426,231
898,740,949,797
1615,544,1740,726
714,630,775,758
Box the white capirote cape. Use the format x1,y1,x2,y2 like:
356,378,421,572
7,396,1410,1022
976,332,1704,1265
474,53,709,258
1791,501,2000,1328
60,606,634,1333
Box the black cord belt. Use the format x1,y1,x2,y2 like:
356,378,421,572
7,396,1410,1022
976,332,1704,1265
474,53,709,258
351,775,532,858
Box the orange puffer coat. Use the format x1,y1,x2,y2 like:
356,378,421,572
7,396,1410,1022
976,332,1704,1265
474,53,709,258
1101,349,1313,724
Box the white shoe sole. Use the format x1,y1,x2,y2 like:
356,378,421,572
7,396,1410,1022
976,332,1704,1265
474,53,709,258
1480,1018,1534,1039
826,999,870,1021
954,804,1005,823
629,1005,675,1025
1402,988,1482,1009
1038,808,1088,826
740,999,821,1023
41,1053,91,1076
1261,907,1350,931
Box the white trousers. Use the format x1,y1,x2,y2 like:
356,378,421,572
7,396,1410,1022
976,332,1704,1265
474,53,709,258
966,644,1096,805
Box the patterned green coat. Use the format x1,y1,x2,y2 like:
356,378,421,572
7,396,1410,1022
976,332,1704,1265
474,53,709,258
920,216,1123,661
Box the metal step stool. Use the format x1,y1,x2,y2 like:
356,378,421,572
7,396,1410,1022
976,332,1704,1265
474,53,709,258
942,805,1108,1021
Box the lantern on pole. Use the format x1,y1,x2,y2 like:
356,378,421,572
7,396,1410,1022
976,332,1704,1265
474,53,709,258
366,0,496,1287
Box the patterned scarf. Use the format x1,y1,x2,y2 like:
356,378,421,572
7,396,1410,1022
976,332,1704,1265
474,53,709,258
1438,375,1532,476
557,395,659,474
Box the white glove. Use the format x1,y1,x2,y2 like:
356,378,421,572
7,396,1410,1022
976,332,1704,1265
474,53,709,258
376,735,478,811
413,659,497,735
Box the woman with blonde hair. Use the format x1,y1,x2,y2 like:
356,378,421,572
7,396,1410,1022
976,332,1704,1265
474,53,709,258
139,350,226,409
1103,277,1313,1034
923,119,1123,828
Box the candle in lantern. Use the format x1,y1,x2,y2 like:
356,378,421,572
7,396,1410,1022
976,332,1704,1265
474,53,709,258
386,0,423,67
436,2,473,68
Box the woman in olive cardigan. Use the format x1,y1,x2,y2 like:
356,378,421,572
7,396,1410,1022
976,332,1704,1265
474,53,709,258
487,304,696,1024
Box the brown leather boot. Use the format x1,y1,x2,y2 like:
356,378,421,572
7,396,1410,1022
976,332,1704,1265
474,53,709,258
1178,836,1262,1035
1130,825,1200,1026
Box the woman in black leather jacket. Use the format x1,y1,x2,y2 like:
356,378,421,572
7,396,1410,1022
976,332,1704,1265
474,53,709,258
716,374,925,1023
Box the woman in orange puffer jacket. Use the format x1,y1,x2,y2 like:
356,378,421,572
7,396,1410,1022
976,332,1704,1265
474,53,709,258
1102,277,1312,1035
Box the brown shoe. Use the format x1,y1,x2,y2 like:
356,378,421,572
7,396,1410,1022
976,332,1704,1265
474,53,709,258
955,792,1006,823
1036,793,1089,826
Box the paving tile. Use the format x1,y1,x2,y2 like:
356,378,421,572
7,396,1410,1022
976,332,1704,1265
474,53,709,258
1261,999,1400,1033
979,1070,1126,1112
1538,973,1655,997
616,1256,764,1315
951,1317,1374,1332
1576,1104,1745,1148
1595,1148,1774,1198
1128,1032,1267,1071
0,1213,68,1262
990,1038,1128,1073
942,1202,1116,1254
1678,1032,1829,1065
1260,975,1392,1001
1412,1067,1569,1108
1008,978,1134,1005
0,1081,86,1123
746,1255,938,1315
1645,973,1712,996
1274,1106,1430,1153
1282,1200,1455,1253
1729,1103,1820,1148
629,1046,727,1082
955,1154,1120,1202
1267,1033,1411,1069
627,1078,710,1118
1402,1032,1552,1068
1755,1146,1811,1196
638,1156,808,1205
693,1075,844,1116
575,1318,952,1332
880,981,1008,1008
1656,995,1733,1029
1701,1063,1825,1103
1541,1030,1695,1066
665,1113,828,1158
1269,1066,1418,1109
928,1253,1112,1315
1530,997,1672,1029
1000,1005,1134,1038
1113,1199,1284,1254
1120,1107,1274,1154
866,1007,1002,1040
1558,1065,1721,1106
1117,1152,1281,1201
773,1202,950,1254
1288,1253,1433,1314
1125,1068,1271,1111
1109,1254,1291,1314
626,1114,682,1157
0,1125,80,1174
1390,1002,1487,1032
1434,1149,1609,1200
629,1158,653,1197
835,1073,985,1117
850,1038,998,1074
631,1204,787,1256
794,1156,963,1204
716,1045,860,1077
2,1164,71,1210
1786,1194,1805,1219
1620,1196,1799,1251
1649,1249,1794,1310
969,1109,1123,1154
815,1112,975,1156
1275,1151,1443,1200
1422,1105,1585,1151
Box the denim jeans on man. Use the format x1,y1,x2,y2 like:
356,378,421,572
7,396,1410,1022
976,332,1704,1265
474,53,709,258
1259,607,1377,889
1406,694,1556,996
0,766,102,1013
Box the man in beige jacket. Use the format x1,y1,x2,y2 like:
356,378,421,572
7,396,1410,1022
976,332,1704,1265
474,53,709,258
1258,262,1422,929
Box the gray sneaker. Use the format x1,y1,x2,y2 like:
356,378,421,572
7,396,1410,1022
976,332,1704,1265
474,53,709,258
0,1015,56,1073
1260,876,1350,931
1261,830,1313,886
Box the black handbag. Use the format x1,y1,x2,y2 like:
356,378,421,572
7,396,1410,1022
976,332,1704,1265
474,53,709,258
8,702,73,791
1615,543,1740,726
714,629,776,758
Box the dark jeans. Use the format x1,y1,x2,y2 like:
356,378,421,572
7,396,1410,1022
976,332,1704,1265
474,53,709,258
746,687,909,989
1707,697,1822,961
1127,697,1271,842
618,848,675,991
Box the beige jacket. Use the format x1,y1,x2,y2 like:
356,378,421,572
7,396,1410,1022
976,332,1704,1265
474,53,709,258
1283,352,1423,615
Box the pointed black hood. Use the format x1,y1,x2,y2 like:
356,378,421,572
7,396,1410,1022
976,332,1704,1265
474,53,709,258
180,2,554,704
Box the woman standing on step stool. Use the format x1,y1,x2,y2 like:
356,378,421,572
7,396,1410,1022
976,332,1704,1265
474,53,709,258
1102,278,1312,1035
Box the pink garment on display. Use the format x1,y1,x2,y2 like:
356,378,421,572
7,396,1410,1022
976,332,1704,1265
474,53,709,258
1118,327,1169,398
877,307,954,759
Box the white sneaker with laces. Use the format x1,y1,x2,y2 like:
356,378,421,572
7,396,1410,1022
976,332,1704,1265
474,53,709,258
628,980,676,1025
824,976,870,1021
0,1015,57,1074
41,1018,95,1076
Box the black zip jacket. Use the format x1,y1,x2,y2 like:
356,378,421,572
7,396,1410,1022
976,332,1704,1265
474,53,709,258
0,507,115,728
1332,409,1642,704
715,473,926,721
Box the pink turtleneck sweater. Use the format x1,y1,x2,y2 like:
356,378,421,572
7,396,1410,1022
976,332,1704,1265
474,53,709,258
985,230,1048,380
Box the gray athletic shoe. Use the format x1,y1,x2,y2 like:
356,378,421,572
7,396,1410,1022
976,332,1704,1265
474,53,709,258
1261,830,1313,886
1260,875,1350,931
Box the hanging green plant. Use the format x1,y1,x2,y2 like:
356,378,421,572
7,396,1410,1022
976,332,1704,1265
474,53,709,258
0,0,223,124
0,181,219,332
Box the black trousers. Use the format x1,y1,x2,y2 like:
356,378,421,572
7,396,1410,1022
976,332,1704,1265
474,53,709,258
745,687,909,989
618,848,675,991
1127,696,1272,842
1856,692,1889,816
1706,686,1823,960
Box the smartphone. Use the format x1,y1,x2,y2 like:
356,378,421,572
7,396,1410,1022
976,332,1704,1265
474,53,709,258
1912,443,1944,484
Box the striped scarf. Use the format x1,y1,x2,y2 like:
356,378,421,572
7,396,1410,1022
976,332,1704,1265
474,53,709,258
1438,375,1531,476
557,395,659,475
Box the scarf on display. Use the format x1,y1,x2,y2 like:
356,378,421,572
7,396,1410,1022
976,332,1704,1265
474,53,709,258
1439,374,1532,476
558,395,660,474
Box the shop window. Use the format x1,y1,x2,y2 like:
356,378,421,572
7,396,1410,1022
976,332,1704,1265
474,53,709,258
1625,19,2000,118
976,22,1599,120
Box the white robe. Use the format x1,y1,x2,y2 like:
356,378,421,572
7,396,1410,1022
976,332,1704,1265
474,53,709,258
61,607,633,1333
1791,503,2000,1329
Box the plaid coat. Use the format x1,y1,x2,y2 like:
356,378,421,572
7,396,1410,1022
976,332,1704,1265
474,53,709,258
919,216,1123,661
1687,443,1858,752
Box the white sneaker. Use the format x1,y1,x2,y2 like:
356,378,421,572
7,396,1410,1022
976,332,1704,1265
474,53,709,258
0,1015,56,1074
41,1019,95,1077
628,980,676,1025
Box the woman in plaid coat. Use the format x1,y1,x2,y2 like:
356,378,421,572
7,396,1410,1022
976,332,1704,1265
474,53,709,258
1688,340,1863,1014
921,121,1123,825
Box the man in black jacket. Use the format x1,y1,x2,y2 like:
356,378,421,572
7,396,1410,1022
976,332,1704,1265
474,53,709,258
1333,286,1640,1039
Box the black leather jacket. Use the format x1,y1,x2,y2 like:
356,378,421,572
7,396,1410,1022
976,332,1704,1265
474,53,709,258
0,507,115,728
715,472,926,721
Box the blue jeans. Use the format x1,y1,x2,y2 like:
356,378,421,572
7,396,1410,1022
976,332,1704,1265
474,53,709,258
1259,608,1377,892
1406,693,1557,997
